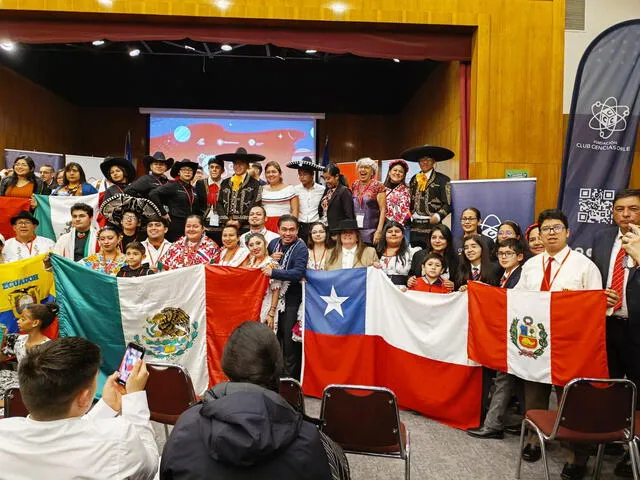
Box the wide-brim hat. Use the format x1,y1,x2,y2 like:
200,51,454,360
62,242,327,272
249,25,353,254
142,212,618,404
332,218,361,234
100,157,136,183
10,210,39,226
215,147,265,164
100,194,162,225
400,145,455,162
287,157,324,172
170,159,199,178
207,156,224,168
143,151,175,170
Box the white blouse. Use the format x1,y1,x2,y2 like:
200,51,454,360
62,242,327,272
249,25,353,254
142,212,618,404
262,185,297,217
217,246,250,267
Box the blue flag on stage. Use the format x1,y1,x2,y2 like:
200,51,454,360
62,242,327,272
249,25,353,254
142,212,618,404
558,20,640,257
124,130,133,162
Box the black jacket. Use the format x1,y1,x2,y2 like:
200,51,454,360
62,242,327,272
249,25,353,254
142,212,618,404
124,174,170,205
160,382,331,480
0,176,51,196
148,180,202,218
319,185,355,233
216,175,262,226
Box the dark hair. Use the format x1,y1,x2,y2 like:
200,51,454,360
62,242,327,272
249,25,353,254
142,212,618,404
422,252,446,272
614,189,640,204
146,215,169,227
222,322,283,392
376,221,409,266
6,155,37,187
62,162,88,186
222,224,240,237
70,202,94,218
307,221,333,249
250,163,263,175
125,241,146,255
98,223,122,236
461,207,482,234
24,302,59,330
185,214,205,227
18,337,102,419
245,232,267,253
456,234,496,288
498,220,522,238
122,209,140,221
383,162,408,188
537,208,568,229
524,223,540,241
278,214,299,228
40,164,55,173
323,163,349,187
249,205,267,217
426,224,457,275
497,238,524,256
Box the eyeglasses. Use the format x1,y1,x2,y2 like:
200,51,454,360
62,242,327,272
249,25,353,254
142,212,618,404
14,221,34,226
540,225,566,234
461,217,478,222
497,231,516,238
497,251,516,258
122,215,138,221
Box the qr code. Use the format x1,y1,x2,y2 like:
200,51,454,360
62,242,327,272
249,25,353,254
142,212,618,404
577,188,614,224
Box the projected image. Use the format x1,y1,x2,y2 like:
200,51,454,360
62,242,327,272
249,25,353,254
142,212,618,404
149,115,316,174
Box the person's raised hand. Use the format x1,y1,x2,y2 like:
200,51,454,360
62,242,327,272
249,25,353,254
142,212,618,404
126,360,149,394
102,371,124,412
407,276,417,288
622,224,640,264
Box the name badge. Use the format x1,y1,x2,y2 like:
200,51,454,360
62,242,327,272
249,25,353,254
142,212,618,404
356,213,365,229
208,211,219,227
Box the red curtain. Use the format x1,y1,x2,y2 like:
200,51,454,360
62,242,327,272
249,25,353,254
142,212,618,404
0,19,471,61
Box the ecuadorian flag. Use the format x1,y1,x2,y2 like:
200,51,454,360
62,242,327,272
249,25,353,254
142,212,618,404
50,254,268,394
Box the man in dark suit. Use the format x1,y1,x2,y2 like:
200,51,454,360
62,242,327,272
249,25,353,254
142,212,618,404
591,189,640,478
468,238,524,439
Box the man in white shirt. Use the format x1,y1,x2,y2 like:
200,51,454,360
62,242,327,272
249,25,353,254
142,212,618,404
141,215,172,271
54,203,98,261
239,205,279,248
287,157,325,242
4,210,55,263
0,337,158,480
516,208,607,480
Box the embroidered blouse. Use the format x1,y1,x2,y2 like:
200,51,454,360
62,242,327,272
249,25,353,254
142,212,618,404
385,183,412,225
262,185,297,218
79,252,127,276
160,235,221,270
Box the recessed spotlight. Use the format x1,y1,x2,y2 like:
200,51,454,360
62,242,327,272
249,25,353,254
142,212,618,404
214,0,232,9
129,48,141,57
0,41,16,52
184,45,196,51
305,49,317,54
98,0,113,6
92,40,105,46
329,2,348,13
220,44,233,52
393,58,400,63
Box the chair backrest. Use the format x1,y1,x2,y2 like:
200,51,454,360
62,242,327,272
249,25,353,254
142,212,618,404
4,387,29,418
279,377,305,414
554,378,636,437
145,362,197,425
320,384,404,456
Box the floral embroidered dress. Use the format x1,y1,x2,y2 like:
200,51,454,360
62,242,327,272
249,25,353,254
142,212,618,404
385,183,412,226
351,180,385,244
160,235,221,270
79,252,127,276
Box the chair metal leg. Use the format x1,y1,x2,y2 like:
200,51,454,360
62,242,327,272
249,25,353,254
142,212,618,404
592,444,605,479
404,430,411,480
630,440,640,480
164,423,169,441
515,420,527,479
534,429,550,480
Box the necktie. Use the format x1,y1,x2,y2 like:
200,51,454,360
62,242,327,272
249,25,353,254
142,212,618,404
500,273,508,288
231,175,243,192
472,267,480,281
611,245,626,311
541,257,554,291
208,183,219,206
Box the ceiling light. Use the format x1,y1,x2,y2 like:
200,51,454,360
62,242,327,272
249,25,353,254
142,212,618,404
98,0,113,6
184,45,196,51
393,58,400,63
129,48,141,57
0,41,16,52
305,49,317,54
214,0,232,9
220,44,233,52
92,40,105,46
329,2,348,13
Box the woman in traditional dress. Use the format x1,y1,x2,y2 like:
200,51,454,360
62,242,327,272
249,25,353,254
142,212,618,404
351,157,386,245
261,161,299,232
100,157,137,202
52,162,98,196
383,159,412,240
79,224,126,275
160,215,220,270
0,155,51,208
307,222,332,271
245,233,281,332
216,225,250,267
375,221,419,287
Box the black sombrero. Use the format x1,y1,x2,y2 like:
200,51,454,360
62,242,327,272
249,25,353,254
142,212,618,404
170,159,199,178
100,157,136,183
331,218,361,234
215,147,265,164
400,145,455,162
143,151,175,170
286,156,324,172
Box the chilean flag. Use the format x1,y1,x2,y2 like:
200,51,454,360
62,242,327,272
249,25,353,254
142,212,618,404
467,282,608,386
303,268,482,430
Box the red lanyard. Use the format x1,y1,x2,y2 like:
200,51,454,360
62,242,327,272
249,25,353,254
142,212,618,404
312,248,326,268
541,250,571,290
179,182,195,207
145,241,167,267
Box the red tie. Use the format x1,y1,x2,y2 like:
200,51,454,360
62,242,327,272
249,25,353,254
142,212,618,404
472,267,480,281
541,257,554,291
611,246,625,311
208,183,219,207
500,274,508,288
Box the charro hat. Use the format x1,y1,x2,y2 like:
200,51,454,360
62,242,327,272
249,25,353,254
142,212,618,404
286,156,324,172
10,210,39,226
143,151,175,170
215,147,265,164
400,145,455,162
331,218,361,234
100,157,136,183
170,159,200,178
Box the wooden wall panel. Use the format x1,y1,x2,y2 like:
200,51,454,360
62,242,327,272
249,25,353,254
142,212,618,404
0,66,78,165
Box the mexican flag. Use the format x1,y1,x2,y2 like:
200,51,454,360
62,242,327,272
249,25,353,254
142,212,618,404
467,282,608,385
34,193,100,241
50,254,268,394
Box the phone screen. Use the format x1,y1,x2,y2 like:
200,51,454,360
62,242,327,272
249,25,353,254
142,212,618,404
117,343,145,385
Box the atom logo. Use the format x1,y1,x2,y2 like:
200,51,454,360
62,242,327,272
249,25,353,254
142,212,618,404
589,96,629,139
480,214,501,241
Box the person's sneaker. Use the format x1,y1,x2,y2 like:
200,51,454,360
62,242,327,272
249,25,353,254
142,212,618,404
466,425,504,439
561,463,587,480
614,453,633,478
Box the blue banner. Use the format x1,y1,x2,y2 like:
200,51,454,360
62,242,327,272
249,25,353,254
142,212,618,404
450,178,536,243
558,20,640,257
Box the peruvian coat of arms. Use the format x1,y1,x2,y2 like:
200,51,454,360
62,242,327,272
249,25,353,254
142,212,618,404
133,307,198,360
509,316,548,359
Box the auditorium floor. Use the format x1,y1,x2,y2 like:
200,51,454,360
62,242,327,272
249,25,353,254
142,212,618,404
153,396,623,479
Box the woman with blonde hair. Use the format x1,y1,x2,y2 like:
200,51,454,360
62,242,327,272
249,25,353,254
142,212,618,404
325,219,378,270
351,157,386,245
262,161,299,232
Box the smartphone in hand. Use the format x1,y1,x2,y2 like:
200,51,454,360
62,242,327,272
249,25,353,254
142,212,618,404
116,342,145,386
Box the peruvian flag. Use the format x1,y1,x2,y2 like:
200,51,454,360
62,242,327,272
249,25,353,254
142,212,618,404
0,196,31,239
467,282,608,386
